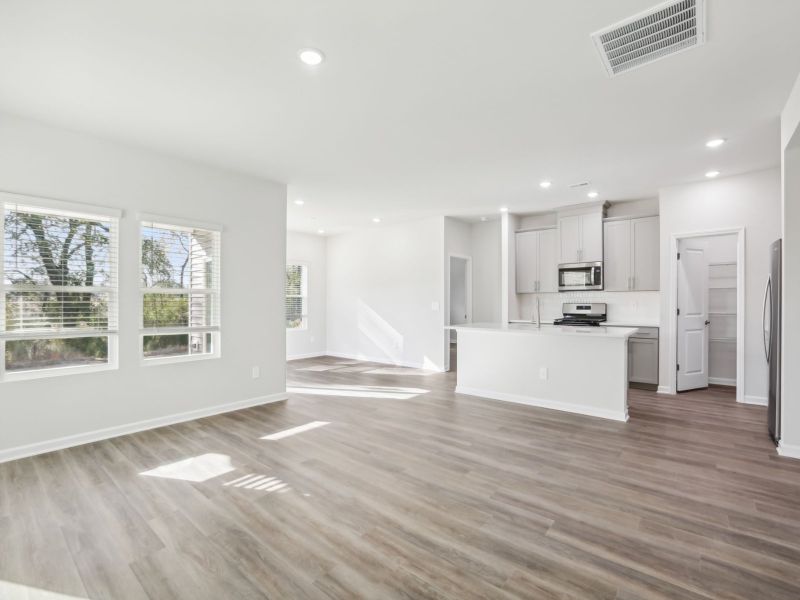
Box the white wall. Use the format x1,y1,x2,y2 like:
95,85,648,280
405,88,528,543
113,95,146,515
0,113,287,460
781,73,800,455
286,231,327,360
516,291,660,325
471,219,501,323
326,216,445,370
658,168,781,403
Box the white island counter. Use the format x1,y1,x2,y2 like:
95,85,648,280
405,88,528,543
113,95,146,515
447,323,638,421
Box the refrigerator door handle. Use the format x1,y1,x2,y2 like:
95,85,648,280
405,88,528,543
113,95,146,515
763,276,772,363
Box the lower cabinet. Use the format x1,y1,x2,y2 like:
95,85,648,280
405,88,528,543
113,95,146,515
609,326,659,387
629,336,659,385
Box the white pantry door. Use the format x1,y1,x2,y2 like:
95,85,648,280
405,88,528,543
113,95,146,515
677,241,709,391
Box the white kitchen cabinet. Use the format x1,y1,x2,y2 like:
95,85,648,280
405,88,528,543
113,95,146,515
631,216,660,291
603,216,659,291
608,325,660,386
580,212,603,262
515,231,538,293
538,228,558,292
559,215,581,264
603,219,631,291
629,337,659,385
515,228,557,293
559,212,603,264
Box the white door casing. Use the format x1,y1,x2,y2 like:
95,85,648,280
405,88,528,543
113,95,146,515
677,242,709,391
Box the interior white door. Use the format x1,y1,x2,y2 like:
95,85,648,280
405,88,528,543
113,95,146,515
537,228,559,292
603,219,631,291
677,242,709,391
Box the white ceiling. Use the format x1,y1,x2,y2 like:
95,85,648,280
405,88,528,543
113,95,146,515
1,0,799,234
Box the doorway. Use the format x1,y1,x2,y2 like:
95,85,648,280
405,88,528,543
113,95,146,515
671,230,744,398
446,254,472,372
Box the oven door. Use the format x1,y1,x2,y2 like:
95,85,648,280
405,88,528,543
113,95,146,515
558,262,603,291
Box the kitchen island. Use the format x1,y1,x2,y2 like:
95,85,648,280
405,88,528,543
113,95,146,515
447,323,638,421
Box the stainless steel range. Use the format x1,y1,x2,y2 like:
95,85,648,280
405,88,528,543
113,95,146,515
553,303,607,327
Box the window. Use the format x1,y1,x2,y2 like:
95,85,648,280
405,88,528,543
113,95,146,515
285,264,307,329
140,217,221,363
1,194,119,380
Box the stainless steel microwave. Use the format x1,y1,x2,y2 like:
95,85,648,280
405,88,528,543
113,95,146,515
558,262,603,291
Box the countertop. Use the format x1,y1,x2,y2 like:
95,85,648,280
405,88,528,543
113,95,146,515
446,322,639,339
509,319,660,328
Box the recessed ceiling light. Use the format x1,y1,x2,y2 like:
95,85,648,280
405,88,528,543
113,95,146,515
539,180,552,189
480,216,487,222
317,229,325,234
372,217,381,223
298,48,325,66
705,138,726,148
587,191,599,198
294,199,304,206
499,207,508,213
705,170,720,178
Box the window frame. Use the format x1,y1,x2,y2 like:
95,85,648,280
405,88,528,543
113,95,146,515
138,213,222,366
0,192,121,382
285,262,308,331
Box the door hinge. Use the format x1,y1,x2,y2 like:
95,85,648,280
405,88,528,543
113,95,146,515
677,364,680,371
677,252,681,260
677,308,680,316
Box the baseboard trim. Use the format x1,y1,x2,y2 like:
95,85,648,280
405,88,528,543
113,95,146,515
742,395,768,406
777,442,800,460
287,352,326,361
326,351,443,372
455,386,629,422
709,377,736,387
657,385,673,395
0,392,288,465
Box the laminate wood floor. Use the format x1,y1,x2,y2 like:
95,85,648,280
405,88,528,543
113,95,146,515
2,356,799,599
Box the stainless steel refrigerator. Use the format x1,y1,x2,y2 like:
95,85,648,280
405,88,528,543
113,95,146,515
764,239,782,443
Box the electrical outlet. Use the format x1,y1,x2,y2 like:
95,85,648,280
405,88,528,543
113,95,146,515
539,367,548,381
252,366,260,379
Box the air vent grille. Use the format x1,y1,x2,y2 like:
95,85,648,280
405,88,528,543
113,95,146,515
591,0,706,77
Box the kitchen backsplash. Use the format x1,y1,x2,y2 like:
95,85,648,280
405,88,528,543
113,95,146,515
514,291,660,324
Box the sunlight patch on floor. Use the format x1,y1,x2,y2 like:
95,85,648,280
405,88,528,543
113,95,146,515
139,453,235,482
261,421,331,440
0,580,88,599
223,473,291,493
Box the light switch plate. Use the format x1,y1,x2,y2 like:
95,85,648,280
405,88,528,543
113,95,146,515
431,301,440,311
252,366,260,379
539,367,548,380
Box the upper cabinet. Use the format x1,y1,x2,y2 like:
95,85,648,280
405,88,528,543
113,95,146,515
603,216,660,291
559,212,603,264
515,228,557,294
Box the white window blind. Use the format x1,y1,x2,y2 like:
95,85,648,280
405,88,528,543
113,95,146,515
285,264,307,329
1,199,119,379
140,219,221,361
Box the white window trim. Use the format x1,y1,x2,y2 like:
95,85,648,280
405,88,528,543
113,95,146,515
0,192,121,382
138,216,222,365
286,261,309,331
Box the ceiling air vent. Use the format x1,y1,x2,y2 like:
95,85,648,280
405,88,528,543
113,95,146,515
591,0,706,77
